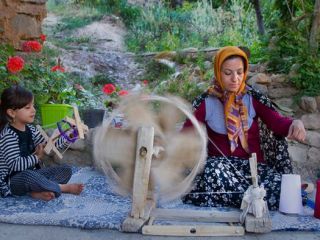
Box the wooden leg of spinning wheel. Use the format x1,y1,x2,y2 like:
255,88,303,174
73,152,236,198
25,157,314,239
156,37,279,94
245,213,272,233
122,199,155,232
122,217,146,232
131,126,154,219
246,153,272,233
122,126,155,233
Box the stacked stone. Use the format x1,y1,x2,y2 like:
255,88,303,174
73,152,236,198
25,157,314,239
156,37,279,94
0,0,47,49
247,66,320,182
293,98,320,182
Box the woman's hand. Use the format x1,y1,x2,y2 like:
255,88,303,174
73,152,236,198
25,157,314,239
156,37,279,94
34,144,45,160
287,119,306,142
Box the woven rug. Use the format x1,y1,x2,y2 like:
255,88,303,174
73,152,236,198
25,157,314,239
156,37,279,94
0,167,319,230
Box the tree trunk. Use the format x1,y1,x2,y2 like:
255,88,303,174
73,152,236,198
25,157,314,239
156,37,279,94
251,0,265,35
309,0,320,54
170,0,184,9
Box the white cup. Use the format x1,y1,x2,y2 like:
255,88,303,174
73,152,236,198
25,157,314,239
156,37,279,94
279,174,303,214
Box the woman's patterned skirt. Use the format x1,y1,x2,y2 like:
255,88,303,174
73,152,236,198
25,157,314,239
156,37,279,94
182,156,288,210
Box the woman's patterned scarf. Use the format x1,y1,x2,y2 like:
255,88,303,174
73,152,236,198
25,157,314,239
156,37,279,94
208,85,249,153
212,46,250,153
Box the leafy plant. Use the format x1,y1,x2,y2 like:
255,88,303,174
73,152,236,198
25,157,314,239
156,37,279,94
68,0,141,26
47,1,105,33
90,74,116,86
291,55,320,96
0,44,77,106
154,67,209,103
102,83,129,111
73,83,104,109
125,0,262,63
264,0,320,96
142,59,176,87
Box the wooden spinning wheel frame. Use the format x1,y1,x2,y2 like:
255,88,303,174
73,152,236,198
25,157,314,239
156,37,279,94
94,94,271,236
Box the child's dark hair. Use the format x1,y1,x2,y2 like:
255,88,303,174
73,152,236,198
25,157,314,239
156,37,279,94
0,85,33,131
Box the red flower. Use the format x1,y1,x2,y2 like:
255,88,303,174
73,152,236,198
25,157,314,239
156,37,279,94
51,65,65,72
40,34,46,42
22,41,42,52
143,80,149,85
118,90,129,96
6,56,25,73
103,83,116,95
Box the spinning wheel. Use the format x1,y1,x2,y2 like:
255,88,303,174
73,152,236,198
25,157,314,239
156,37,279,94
93,94,271,236
93,94,207,202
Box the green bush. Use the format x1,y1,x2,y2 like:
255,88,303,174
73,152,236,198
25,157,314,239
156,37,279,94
68,0,141,26
125,0,262,62
142,59,176,86
265,0,320,96
119,2,141,26
47,0,105,33
90,74,115,86
291,56,320,96
154,68,209,102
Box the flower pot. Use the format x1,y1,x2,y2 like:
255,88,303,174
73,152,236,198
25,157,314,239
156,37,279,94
40,104,74,129
81,109,105,128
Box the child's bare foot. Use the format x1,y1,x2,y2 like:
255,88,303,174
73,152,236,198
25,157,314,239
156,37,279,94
59,183,84,195
30,191,55,201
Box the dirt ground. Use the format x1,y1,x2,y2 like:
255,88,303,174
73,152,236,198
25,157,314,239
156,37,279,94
43,13,143,89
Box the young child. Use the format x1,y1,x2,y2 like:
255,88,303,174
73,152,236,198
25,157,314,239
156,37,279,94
0,85,84,201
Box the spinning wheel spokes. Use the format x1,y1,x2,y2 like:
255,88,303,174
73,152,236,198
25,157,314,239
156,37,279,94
93,94,207,202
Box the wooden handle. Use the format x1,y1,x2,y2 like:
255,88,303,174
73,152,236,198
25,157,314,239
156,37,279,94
249,153,258,187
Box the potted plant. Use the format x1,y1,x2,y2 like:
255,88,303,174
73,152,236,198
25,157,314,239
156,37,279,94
101,83,129,128
77,83,129,128
102,83,129,111
27,61,78,128
74,84,106,128
0,42,79,128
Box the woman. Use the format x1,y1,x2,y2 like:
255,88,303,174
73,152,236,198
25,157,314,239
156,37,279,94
182,46,305,210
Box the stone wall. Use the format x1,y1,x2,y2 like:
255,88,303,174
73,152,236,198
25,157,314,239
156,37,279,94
248,68,320,182
0,0,47,49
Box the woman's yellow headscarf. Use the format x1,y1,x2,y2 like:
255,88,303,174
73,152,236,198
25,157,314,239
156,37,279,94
212,46,250,153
